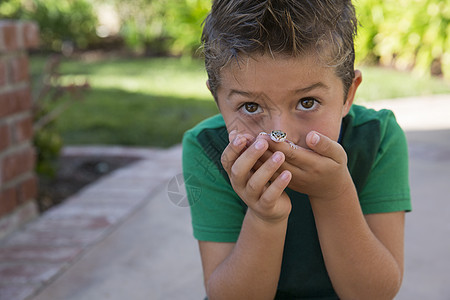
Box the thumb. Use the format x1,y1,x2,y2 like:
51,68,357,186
306,131,347,164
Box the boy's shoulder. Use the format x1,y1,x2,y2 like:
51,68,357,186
184,113,225,139
345,103,403,145
183,114,229,177
347,104,396,128
342,104,406,194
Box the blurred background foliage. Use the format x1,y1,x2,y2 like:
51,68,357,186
0,0,210,56
354,0,450,78
0,0,99,52
0,0,449,78
0,0,448,75
112,0,210,55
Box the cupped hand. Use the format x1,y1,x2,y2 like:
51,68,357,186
255,131,354,201
221,130,293,223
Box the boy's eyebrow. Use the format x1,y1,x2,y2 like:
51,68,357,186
293,82,330,94
227,82,330,100
227,89,255,99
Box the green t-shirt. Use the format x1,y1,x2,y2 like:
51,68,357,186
182,104,411,299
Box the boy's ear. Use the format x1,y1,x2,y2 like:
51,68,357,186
342,70,362,117
206,80,211,92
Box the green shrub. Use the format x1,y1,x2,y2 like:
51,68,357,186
32,55,90,177
33,0,99,51
0,0,23,19
355,0,450,79
0,0,99,52
3,0,449,78
163,0,210,55
112,0,209,55
113,0,168,54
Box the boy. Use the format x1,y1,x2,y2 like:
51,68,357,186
182,0,412,299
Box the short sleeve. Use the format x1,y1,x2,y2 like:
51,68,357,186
182,129,245,242
358,111,412,214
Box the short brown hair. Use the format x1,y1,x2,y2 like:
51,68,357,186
202,0,358,99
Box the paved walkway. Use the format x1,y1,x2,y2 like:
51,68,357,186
0,94,449,300
0,146,204,300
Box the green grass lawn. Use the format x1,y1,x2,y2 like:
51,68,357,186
30,55,450,148
356,66,450,102
31,56,218,148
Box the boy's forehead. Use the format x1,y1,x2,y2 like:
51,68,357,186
220,52,339,92
227,52,321,71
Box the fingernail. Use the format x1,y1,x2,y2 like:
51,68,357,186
272,152,283,163
233,137,243,146
255,139,265,150
281,171,290,180
310,132,320,145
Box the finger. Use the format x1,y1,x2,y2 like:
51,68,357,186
246,151,285,199
253,155,269,172
306,131,347,164
230,137,268,186
258,133,314,166
228,129,255,146
259,170,292,208
253,147,273,168
253,159,280,184
256,147,307,176
221,134,253,174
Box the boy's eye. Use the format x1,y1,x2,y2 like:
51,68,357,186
297,98,319,111
242,102,262,114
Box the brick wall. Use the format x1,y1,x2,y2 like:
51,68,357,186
0,20,40,240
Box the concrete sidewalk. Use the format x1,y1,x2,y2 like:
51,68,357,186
366,95,450,299
0,94,449,300
28,145,204,300
0,146,204,300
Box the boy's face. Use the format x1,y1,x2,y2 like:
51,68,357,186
213,53,361,148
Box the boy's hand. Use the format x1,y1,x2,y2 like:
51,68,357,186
221,130,292,223
256,131,354,201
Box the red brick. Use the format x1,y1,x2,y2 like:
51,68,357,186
30,215,112,232
0,245,82,263
16,87,32,112
17,175,37,204
0,283,38,300
11,115,33,145
0,123,10,151
0,22,18,52
0,90,18,117
0,262,62,284
1,147,35,182
0,59,6,86
9,54,29,83
0,187,18,217
4,227,106,247
0,90,13,118
0,88,32,118
22,22,39,49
